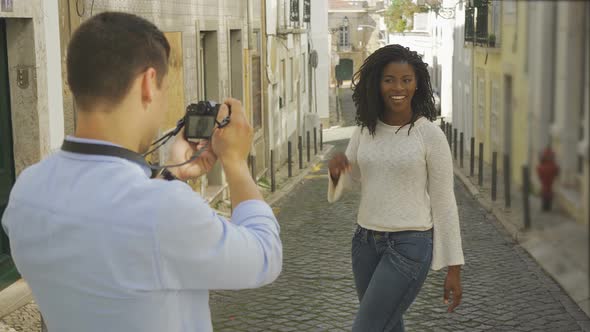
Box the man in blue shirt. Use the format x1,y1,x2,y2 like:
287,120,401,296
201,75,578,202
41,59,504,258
1,12,282,332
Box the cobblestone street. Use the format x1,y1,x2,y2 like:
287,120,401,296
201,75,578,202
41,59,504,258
209,88,590,332
210,139,589,331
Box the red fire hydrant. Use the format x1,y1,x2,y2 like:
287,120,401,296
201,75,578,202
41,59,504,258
536,147,559,211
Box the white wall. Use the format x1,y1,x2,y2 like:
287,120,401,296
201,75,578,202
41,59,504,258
311,0,330,123
452,0,473,144
42,1,65,151
431,0,455,120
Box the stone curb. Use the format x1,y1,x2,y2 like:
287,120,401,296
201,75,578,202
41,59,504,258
453,167,525,243
266,144,335,207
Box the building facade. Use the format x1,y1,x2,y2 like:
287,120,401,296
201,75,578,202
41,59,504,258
329,0,385,86
1,1,64,291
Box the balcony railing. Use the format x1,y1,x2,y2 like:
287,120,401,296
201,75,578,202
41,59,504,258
464,0,490,46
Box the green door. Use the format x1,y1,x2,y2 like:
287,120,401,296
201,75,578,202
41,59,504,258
0,19,20,291
335,58,353,82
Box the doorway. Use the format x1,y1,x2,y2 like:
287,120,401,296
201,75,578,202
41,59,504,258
0,19,20,291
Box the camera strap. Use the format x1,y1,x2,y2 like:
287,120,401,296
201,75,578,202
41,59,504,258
61,140,160,178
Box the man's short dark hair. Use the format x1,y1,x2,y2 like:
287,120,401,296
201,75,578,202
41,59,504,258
67,12,171,110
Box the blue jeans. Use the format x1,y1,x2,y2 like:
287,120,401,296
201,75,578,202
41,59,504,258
351,225,433,332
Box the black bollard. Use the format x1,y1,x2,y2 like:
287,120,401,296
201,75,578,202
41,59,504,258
314,127,317,155
288,141,292,177
460,132,464,168
307,130,311,162
270,150,276,192
298,136,303,170
453,129,458,160
504,154,511,208
249,155,256,181
492,152,497,201
470,138,475,176
478,142,484,186
522,166,531,229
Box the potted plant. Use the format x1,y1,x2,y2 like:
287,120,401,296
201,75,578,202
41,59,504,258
488,34,496,47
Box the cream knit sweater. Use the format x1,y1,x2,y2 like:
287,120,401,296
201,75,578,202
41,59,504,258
328,118,464,270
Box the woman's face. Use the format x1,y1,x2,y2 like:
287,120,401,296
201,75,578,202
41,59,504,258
380,61,417,115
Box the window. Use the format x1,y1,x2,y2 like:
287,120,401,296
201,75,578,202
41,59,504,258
250,29,261,53
339,17,350,49
474,0,489,45
477,74,485,131
491,0,501,47
464,6,475,42
290,0,300,23
303,0,310,23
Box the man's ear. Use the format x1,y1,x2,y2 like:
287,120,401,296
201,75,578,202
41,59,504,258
141,68,158,106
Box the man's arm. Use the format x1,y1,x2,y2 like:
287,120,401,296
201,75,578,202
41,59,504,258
155,187,281,290
155,98,281,290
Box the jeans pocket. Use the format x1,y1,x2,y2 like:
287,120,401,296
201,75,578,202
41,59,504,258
386,236,432,280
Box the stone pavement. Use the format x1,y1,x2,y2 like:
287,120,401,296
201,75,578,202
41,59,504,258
209,88,589,331
209,137,590,331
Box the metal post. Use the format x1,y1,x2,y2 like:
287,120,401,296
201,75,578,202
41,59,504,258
522,166,531,229
470,137,475,176
460,132,464,168
288,141,293,177
298,135,303,169
504,153,511,208
314,127,317,155
447,123,453,146
270,150,276,192
492,152,497,201
441,118,445,131
478,142,484,186
449,124,453,148
249,155,256,181
320,123,323,151
453,129,458,160
306,131,311,163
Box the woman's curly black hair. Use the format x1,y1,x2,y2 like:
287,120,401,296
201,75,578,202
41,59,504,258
351,44,437,136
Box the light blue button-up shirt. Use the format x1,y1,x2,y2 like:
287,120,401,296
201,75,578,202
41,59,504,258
2,136,282,332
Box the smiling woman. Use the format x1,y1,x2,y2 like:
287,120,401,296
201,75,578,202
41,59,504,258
328,44,464,332
351,44,437,136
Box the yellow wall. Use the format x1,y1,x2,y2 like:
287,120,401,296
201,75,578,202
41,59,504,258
506,2,530,188
473,48,502,165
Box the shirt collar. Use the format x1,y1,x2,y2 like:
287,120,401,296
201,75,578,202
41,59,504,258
63,136,153,178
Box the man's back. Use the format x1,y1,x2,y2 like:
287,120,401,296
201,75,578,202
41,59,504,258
2,138,282,332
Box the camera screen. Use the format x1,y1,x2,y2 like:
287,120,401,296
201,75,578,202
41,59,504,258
187,115,216,138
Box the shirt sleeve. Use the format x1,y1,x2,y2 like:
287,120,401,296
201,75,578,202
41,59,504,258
155,185,282,290
327,127,362,203
424,125,465,270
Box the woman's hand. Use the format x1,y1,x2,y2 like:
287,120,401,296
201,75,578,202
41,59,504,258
444,265,463,312
328,152,351,184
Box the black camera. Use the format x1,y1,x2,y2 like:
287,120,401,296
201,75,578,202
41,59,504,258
183,101,221,141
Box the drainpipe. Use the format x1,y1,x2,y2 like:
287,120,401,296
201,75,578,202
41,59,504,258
261,0,270,175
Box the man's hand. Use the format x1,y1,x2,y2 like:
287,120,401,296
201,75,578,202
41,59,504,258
167,133,217,181
444,265,462,313
211,98,253,165
210,98,262,208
